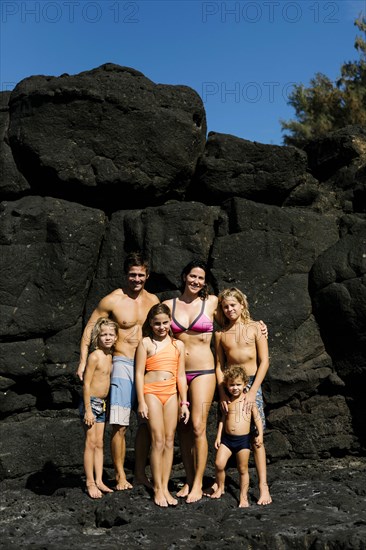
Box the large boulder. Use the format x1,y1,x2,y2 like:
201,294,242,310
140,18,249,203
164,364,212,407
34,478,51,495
7,64,207,208
191,131,317,205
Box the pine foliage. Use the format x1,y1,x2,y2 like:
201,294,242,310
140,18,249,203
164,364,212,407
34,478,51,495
281,16,366,147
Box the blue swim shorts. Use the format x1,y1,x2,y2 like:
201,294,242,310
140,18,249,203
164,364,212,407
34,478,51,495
109,356,136,426
79,396,107,423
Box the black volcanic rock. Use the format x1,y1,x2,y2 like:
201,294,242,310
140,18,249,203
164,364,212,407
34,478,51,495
7,64,206,209
191,131,317,205
1,64,366,547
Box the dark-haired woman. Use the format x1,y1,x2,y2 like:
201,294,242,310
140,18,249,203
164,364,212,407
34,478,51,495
163,260,217,503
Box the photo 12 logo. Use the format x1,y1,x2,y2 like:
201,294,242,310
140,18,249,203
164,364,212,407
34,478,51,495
202,81,296,104
1,1,140,24
201,2,340,24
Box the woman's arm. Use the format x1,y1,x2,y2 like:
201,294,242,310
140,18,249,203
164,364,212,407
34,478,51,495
215,331,229,412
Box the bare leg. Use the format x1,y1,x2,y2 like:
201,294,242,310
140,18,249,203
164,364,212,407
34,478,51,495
94,423,113,493
186,373,216,503
237,449,250,508
111,425,132,490
145,394,168,507
134,422,152,488
252,443,272,505
210,445,231,500
162,396,179,506
84,424,102,499
176,420,194,498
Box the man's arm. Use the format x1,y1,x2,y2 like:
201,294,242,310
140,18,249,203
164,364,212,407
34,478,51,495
82,353,98,426
77,295,114,381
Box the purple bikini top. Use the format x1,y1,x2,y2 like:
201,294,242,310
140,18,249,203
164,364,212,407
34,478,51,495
170,298,214,334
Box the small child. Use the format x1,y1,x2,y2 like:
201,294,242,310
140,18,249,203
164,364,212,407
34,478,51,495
80,317,118,499
210,365,263,508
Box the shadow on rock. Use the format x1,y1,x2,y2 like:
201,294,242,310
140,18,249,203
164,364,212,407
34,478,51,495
26,461,83,495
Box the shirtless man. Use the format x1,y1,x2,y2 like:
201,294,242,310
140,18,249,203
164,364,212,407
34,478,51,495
77,252,159,490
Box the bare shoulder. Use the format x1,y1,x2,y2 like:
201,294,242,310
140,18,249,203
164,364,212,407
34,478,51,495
205,294,218,315
143,290,159,305
99,288,124,307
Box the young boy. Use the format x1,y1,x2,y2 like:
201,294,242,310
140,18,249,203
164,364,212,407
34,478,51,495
210,365,263,508
81,317,119,498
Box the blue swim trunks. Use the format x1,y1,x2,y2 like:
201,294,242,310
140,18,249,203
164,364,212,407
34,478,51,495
221,432,251,454
79,396,107,423
109,356,136,426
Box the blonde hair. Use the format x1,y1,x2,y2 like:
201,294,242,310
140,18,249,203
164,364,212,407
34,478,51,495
217,287,251,327
91,318,118,349
223,364,249,386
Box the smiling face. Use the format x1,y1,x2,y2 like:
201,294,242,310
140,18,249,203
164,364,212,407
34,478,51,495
150,313,171,339
221,296,244,323
127,265,148,293
184,267,206,294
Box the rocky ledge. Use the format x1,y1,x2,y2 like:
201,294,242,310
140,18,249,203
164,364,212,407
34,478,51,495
1,457,365,549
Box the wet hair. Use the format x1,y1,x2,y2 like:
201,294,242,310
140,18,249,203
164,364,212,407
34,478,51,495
90,317,119,349
180,259,209,300
142,303,173,338
123,251,150,275
223,364,249,386
216,287,251,328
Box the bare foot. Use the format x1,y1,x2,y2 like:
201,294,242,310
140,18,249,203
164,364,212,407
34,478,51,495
134,475,153,489
239,498,250,508
115,478,133,491
164,491,178,506
96,481,113,493
257,482,272,505
176,483,190,498
86,482,103,499
154,490,168,507
203,482,218,497
210,487,224,500
186,488,203,503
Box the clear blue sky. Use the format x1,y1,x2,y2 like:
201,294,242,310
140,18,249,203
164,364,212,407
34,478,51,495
1,0,365,144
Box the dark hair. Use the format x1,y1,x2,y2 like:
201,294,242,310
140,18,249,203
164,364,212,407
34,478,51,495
180,259,209,300
142,303,172,338
123,251,149,275
223,364,249,386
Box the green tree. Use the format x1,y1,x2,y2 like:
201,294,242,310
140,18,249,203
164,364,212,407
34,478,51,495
281,15,366,147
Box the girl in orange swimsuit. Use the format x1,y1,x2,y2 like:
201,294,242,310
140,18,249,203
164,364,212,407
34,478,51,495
135,303,190,508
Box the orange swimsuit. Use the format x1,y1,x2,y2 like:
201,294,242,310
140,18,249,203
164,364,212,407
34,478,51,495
144,340,180,405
